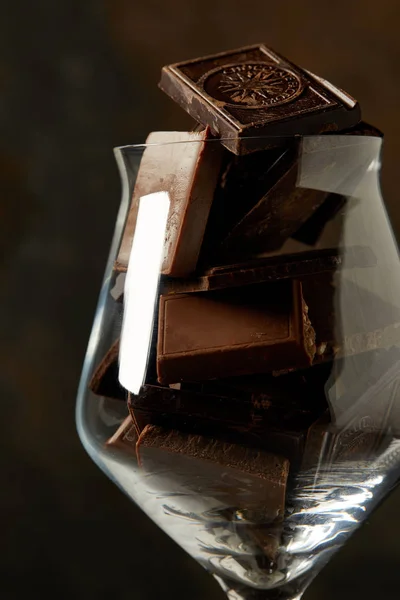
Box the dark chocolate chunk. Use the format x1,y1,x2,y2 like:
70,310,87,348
302,350,400,466
114,129,223,277
220,153,329,255
157,280,315,384
105,415,139,455
302,411,391,469
200,121,379,263
248,520,283,565
326,119,382,139
129,363,330,464
303,274,400,363
163,246,376,295
159,44,360,155
89,340,126,402
292,193,346,246
332,346,400,433
200,144,298,256
137,424,289,523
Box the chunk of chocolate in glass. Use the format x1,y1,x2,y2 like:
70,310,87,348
115,129,223,277
157,280,315,384
163,246,376,295
137,424,290,523
105,415,139,456
89,339,126,402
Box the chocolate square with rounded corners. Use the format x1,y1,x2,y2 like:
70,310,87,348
159,44,361,155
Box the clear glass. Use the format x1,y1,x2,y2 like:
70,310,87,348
76,133,400,600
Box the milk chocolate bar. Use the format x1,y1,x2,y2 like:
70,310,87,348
163,246,376,295
137,424,289,523
114,129,223,277
159,44,361,155
157,280,315,384
105,415,139,455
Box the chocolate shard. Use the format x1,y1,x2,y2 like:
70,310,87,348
163,246,376,295
89,339,126,402
137,424,290,523
114,129,223,277
159,44,361,155
156,280,315,384
105,415,139,455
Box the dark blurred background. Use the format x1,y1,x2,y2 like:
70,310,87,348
1,1,400,598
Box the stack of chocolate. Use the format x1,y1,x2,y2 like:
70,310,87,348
90,44,389,563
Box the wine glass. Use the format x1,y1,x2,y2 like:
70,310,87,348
76,131,400,600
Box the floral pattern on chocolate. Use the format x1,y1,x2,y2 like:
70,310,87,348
201,63,304,108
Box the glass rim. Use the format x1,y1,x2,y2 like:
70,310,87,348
114,132,382,153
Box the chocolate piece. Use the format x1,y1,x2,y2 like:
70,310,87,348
200,144,298,256
292,193,346,246
327,120,383,139
302,351,400,466
183,365,331,415
301,412,331,470
137,424,289,523
105,415,139,455
302,412,391,469
89,340,126,402
129,364,330,464
130,367,330,426
200,121,379,262
129,384,316,434
220,154,329,255
303,274,400,363
114,129,223,277
332,346,400,433
249,520,283,565
157,280,315,384
110,272,125,302
159,44,360,155
89,298,160,401
163,246,376,295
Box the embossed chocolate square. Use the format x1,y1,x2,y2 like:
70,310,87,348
159,44,361,155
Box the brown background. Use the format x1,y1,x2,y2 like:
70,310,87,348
1,1,400,598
